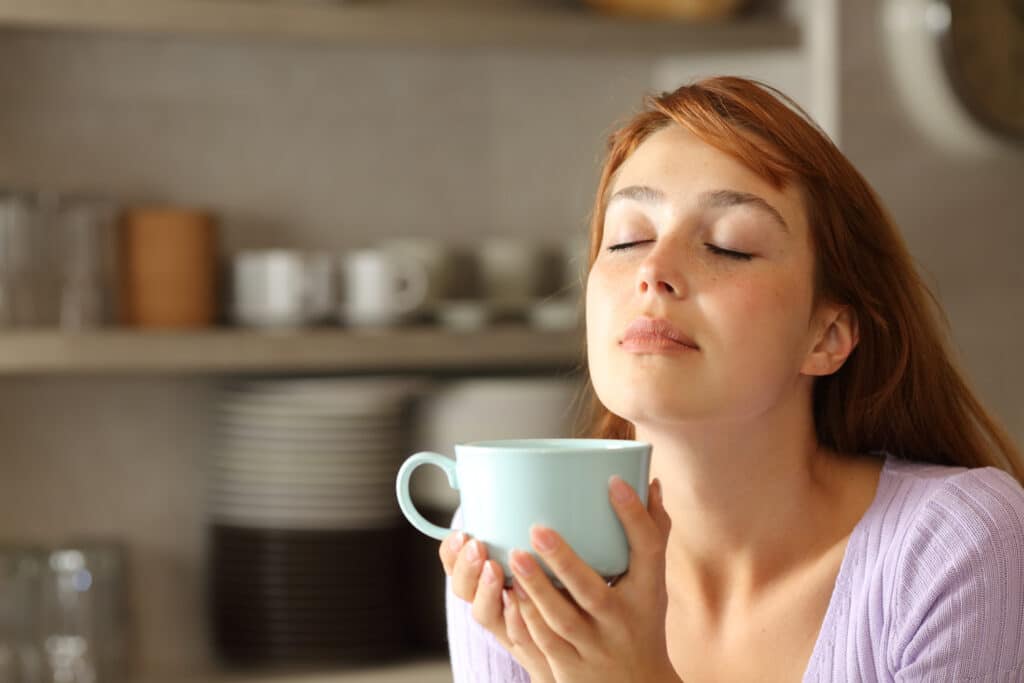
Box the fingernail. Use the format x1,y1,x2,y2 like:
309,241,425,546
610,475,634,504
466,539,482,563
652,477,662,505
449,532,466,553
510,549,535,577
501,589,511,609
530,525,558,553
512,579,528,601
482,561,497,585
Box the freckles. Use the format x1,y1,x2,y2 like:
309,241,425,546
768,283,790,307
720,278,761,309
715,279,791,327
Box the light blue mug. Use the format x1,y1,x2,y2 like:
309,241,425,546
395,438,652,584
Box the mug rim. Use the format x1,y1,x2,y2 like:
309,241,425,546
455,437,650,452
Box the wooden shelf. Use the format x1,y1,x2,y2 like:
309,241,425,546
0,0,801,54
146,658,452,683
0,326,582,374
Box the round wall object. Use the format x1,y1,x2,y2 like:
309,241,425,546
881,0,1022,157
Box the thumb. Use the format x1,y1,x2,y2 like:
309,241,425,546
647,478,672,537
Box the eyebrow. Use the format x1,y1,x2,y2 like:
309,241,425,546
606,184,790,233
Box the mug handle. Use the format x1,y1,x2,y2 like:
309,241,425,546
391,255,429,316
395,452,460,541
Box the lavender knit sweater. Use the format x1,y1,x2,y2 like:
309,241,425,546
445,454,1024,681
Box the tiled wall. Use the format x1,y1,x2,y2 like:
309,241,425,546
0,377,217,674
0,29,657,251
0,26,669,676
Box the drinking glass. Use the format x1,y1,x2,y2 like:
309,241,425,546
0,545,45,683
55,197,118,329
39,543,129,683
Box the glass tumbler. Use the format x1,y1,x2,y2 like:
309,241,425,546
39,544,129,683
0,545,44,683
55,197,119,329
0,193,38,327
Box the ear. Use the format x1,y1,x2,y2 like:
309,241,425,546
801,304,859,377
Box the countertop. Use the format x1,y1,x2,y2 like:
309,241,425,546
146,658,451,683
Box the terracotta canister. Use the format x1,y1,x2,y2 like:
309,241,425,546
119,206,219,328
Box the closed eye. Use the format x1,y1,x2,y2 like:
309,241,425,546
706,244,753,261
607,240,653,252
608,240,753,261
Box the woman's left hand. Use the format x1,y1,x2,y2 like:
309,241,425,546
501,476,684,683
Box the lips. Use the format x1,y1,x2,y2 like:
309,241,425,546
621,317,699,352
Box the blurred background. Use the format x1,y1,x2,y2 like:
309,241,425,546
0,0,1019,681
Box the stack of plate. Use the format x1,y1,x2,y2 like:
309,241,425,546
205,377,422,666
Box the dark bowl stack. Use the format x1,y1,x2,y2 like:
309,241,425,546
209,525,404,665
205,378,422,668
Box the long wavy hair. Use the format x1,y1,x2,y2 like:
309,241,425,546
580,75,1023,484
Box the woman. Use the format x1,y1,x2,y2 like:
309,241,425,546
439,76,1024,682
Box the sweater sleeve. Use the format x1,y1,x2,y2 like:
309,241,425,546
445,508,532,683
889,466,1024,682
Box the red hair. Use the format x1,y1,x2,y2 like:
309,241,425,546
580,76,1023,483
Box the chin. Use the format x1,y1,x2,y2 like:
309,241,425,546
594,374,695,427
615,402,690,429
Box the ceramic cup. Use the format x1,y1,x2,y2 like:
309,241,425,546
231,250,334,328
395,438,651,584
475,238,546,316
379,238,453,317
340,249,428,327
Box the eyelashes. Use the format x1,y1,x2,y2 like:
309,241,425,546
706,244,754,261
606,240,652,252
606,240,753,261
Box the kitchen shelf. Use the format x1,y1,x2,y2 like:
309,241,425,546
147,657,452,683
0,0,801,54
0,326,582,374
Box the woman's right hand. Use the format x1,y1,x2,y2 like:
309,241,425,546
440,531,556,683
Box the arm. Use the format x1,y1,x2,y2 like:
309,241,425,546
890,467,1024,681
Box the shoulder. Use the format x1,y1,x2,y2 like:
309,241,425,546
881,457,1024,678
859,456,1024,559
884,457,1024,558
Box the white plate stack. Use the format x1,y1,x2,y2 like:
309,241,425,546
208,377,420,530
205,377,424,666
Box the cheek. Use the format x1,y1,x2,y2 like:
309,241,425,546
585,269,622,396
709,276,810,365
585,271,610,350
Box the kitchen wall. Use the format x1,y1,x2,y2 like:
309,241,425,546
0,25,676,677
0,0,1020,677
0,30,657,251
841,0,1023,440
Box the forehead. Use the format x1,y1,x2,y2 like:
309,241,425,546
608,125,806,235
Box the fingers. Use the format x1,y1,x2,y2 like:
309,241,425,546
503,589,559,683
609,475,668,589
503,588,533,648
439,531,467,576
511,577,580,662
451,536,488,603
509,548,593,654
528,524,611,617
470,559,510,645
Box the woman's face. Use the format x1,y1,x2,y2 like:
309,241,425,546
586,124,822,428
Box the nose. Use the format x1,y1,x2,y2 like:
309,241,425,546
637,246,686,299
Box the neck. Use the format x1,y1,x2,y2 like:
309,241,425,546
637,397,868,616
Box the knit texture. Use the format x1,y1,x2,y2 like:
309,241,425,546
445,454,1024,682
